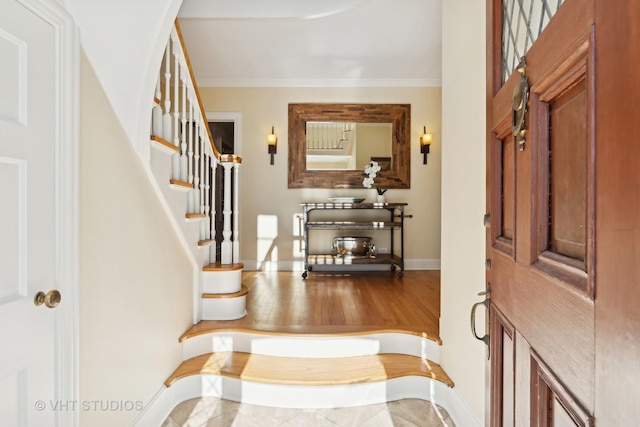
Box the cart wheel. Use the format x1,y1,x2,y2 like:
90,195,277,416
308,265,313,271
302,271,308,279
390,265,396,271
397,271,404,278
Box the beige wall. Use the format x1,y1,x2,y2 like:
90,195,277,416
79,51,193,426
200,87,442,269
440,0,487,422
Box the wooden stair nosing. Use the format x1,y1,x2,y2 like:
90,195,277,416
150,135,178,153
169,179,193,190
197,239,214,247
185,213,205,220
164,351,454,388
202,285,249,299
203,262,244,272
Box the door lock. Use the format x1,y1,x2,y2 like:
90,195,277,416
470,288,490,359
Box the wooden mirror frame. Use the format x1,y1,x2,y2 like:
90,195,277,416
288,103,411,189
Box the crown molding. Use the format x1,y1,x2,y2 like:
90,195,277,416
197,78,442,88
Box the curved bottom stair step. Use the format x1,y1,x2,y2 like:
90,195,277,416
165,351,453,388
201,285,249,321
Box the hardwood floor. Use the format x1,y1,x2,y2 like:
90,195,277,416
182,270,441,343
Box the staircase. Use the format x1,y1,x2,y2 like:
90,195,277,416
149,21,247,321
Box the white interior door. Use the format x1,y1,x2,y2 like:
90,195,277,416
0,0,76,425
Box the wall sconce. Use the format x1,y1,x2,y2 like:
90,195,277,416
420,126,432,164
267,126,277,165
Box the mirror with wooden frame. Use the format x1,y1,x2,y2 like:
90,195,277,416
288,103,411,189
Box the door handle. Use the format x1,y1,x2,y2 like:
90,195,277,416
34,290,62,309
470,288,490,359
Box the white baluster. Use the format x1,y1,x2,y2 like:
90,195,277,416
188,94,194,185
171,35,180,180
180,63,188,183
233,161,241,263
199,150,207,241
186,94,195,212
162,40,172,141
204,151,211,240
209,157,218,263
152,78,162,137
221,161,233,264
198,123,205,214
192,105,201,214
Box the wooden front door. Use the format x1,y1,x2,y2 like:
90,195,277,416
487,0,599,424
487,0,640,424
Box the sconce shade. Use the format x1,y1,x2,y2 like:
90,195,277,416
421,126,432,164
268,126,277,165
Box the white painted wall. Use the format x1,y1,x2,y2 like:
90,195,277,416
199,86,442,270
440,0,487,423
67,0,182,161
79,51,193,427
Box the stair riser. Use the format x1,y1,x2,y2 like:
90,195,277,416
202,269,242,294
201,296,247,320
172,374,453,409
182,332,440,362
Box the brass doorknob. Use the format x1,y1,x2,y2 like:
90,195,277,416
34,290,62,308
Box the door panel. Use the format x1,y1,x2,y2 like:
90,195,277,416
548,80,587,262
500,137,515,241
0,0,66,424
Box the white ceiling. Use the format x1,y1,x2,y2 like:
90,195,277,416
177,0,442,87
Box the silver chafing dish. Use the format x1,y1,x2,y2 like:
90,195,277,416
332,236,375,257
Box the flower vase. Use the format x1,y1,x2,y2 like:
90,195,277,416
376,194,386,203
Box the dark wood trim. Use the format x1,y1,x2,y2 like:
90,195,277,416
490,304,515,427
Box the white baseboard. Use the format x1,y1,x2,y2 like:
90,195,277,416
442,387,483,427
241,259,441,271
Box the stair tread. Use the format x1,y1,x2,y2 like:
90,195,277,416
197,239,214,247
202,285,249,299
165,351,454,388
203,262,244,271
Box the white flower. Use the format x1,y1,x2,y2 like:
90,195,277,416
362,161,383,191
363,176,374,188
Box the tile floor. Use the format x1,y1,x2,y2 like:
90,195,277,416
162,397,456,427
